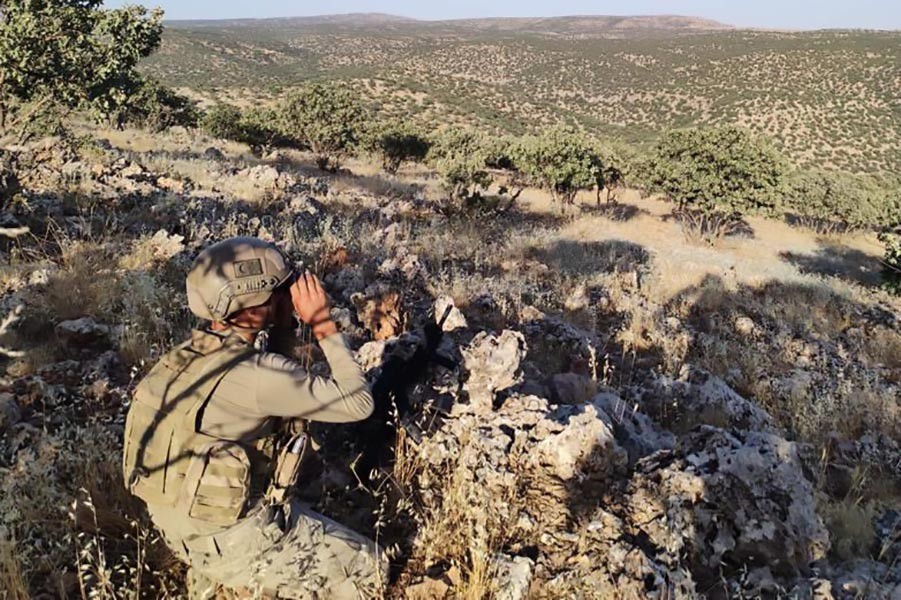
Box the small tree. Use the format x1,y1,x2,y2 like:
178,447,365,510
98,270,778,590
485,135,529,207
427,128,491,204
117,77,198,132
238,106,286,153
202,103,245,140
278,82,366,171
363,121,431,175
650,127,785,215
780,170,898,234
85,5,165,128
649,127,785,240
590,141,635,205
514,127,602,208
0,0,163,134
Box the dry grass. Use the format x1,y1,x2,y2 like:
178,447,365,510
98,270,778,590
0,538,29,600
4,124,899,598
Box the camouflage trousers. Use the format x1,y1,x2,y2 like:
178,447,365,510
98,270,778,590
177,500,387,599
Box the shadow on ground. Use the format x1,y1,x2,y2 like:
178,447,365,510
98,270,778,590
579,202,651,223
781,241,884,287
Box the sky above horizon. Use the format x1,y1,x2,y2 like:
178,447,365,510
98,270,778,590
103,1,901,30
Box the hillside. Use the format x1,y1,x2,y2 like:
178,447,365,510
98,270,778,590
2,1,901,597
144,18,900,175
167,14,732,34
1,124,899,598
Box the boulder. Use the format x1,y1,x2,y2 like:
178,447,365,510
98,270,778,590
462,330,526,413
649,366,774,433
547,372,596,405
626,427,829,585
734,315,757,336
146,229,185,261
526,402,626,480
203,147,225,161
592,392,675,464
434,296,467,332
55,318,112,350
493,555,533,600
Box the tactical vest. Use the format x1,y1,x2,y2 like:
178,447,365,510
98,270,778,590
122,331,265,526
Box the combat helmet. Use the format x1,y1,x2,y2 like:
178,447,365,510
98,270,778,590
186,237,295,321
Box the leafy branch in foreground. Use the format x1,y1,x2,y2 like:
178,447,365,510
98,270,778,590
0,0,164,135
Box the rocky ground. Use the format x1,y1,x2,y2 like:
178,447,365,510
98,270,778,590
0,130,899,599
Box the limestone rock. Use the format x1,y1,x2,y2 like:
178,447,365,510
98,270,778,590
55,318,112,350
493,554,533,600
650,366,774,433
592,392,675,464
353,286,404,341
462,330,526,413
734,315,757,336
527,402,626,480
627,427,829,586
563,284,590,312
146,229,185,261
434,296,467,332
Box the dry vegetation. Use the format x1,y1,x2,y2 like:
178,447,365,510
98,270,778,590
1,122,899,598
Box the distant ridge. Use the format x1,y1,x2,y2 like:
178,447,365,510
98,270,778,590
167,13,733,33
170,13,418,29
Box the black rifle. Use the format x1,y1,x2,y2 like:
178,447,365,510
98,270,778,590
355,305,457,484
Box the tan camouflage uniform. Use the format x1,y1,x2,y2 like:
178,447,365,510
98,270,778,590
125,328,386,599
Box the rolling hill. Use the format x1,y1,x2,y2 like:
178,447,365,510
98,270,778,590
144,14,900,176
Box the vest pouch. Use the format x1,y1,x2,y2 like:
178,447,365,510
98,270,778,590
123,400,181,506
179,440,252,526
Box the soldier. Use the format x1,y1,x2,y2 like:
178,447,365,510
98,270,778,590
122,237,386,599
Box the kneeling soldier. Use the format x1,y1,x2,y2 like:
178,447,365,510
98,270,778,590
122,237,386,599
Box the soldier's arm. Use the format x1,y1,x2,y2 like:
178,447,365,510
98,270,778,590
251,332,374,422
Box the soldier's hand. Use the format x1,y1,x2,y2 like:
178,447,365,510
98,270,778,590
290,271,338,340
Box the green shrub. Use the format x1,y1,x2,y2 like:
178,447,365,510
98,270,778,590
427,128,491,203
363,121,431,174
0,1,163,132
277,82,366,170
650,127,785,215
202,103,244,140
781,170,901,233
881,228,901,294
119,78,199,132
513,127,602,207
238,106,286,152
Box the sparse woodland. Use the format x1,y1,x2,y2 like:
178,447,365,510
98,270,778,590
1,4,900,600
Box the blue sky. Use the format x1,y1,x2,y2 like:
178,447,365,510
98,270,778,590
104,1,901,30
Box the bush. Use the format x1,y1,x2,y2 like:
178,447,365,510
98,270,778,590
119,78,199,132
591,140,638,203
277,82,366,170
781,170,901,233
363,121,431,174
238,106,286,152
513,127,602,207
202,103,244,140
650,127,785,216
427,128,491,204
881,228,901,294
